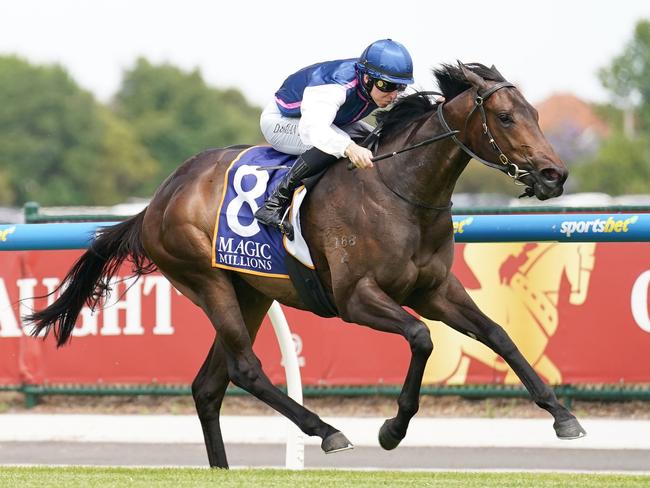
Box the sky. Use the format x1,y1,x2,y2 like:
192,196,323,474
0,0,649,108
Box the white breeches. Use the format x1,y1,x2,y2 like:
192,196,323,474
259,102,372,156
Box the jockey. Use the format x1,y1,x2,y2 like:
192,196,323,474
255,38,414,238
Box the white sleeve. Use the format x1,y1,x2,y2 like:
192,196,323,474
298,84,352,158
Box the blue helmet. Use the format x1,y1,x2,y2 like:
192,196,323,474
357,39,414,85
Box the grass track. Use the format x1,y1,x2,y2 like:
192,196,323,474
0,467,648,487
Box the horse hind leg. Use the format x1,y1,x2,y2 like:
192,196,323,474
192,339,231,468
192,278,283,468
196,272,351,455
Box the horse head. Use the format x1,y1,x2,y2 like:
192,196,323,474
447,62,568,200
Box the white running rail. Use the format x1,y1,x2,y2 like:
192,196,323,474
267,301,305,469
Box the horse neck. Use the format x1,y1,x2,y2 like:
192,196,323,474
377,95,473,210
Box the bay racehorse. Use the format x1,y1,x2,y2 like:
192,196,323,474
28,62,585,468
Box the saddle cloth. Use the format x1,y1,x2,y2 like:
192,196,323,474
212,146,314,278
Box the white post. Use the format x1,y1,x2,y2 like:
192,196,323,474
267,301,305,470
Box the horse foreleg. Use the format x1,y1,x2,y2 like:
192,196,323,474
532,354,563,385
192,339,230,468
415,274,586,439
341,277,434,450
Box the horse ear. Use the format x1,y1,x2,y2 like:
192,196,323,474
490,64,505,80
457,60,488,91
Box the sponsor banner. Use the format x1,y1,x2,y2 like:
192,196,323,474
1,243,649,386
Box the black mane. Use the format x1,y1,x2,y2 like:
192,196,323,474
434,63,506,100
376,63,506,140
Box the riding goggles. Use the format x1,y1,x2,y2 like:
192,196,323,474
373,78,407,93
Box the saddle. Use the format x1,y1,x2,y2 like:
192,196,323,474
212,146,338,317
213,128,380,317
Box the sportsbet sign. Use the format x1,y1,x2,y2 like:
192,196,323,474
451,213,649,242
559,215,639,238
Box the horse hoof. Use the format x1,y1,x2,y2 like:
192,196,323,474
378,419,402,450
321,431,354,454
554,417,587,440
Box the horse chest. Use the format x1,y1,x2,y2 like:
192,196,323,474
371,252,449,301
408,243,454,290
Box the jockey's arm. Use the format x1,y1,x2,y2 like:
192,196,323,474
299,85,374,168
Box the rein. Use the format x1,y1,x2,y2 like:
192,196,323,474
437,81,531,184
349,125,458,211
371,128,459,210
347,125,458,168
348,104,459,210
370,128,459,163
375,161,453,211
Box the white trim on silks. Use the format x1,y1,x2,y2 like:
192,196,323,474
283,186,315,269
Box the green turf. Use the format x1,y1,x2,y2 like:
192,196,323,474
0,467,648,488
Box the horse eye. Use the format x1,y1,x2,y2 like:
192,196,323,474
498,113,513,125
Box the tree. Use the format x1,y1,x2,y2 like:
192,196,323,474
0,56,158,205
113,58,262,189
598,20,650,131
573,132,650,195
75,107,158,204
574,19,650,195
0,169,15,206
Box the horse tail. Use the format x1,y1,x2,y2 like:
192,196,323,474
26,210,156,347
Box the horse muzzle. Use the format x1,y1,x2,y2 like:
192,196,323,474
521,166,568,201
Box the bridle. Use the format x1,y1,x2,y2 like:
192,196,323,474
437,81,531,185
352,82,536,209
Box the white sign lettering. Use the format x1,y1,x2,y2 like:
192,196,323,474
0,278,21,337
631,270,650,333
0,275,176,338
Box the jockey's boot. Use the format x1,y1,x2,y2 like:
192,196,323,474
254,147,336,239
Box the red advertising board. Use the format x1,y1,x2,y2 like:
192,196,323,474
1,242,649,386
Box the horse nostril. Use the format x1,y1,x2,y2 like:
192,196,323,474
540,168,563,183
